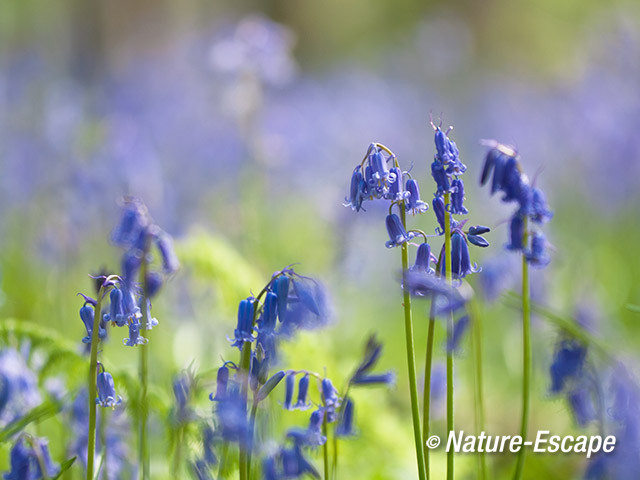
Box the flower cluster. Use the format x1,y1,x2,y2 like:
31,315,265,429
480,142,553,266
76,199,178,409
263,335,394,479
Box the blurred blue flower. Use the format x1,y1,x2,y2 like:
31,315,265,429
0,349,41,427
229,298,256,349
3,436,59,480
293,374,311,410
335,398,356,437
283,372,295,411
549,339,587,394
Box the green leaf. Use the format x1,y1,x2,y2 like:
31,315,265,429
256,371,285,402
0,399,62,443
52,456,77,480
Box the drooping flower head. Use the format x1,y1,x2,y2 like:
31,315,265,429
96,366,123,408
480,141,553,267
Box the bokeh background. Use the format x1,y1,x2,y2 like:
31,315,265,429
1,0,639,479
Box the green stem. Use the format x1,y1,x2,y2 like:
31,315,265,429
247,400,259,480
332,423,338,480
399,205,427,480
238,341,252,480
443,192,454,480
172,426,183,478
139,254,151,480
217,442,229,479
469,299,487,480
513,219,530,480
86,291,104,480
100,408,108,480
422,296,437,479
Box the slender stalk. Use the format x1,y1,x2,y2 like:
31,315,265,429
86,290,104,480
332,423,338,480
100,408,109,480
238,340,252,480
322,413,330,480
172,426,183,478
422,296,437,479
139,254,151,480
246,400,259,480
469,298,487,480
513,218,530,480
399,205,427,480
217,442,229,479
443,192,454,480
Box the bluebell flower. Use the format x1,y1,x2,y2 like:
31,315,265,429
3,436,59,480
404,270,472,316
262,456,278,480
335,398,356,437
432,126,467,185
387,167,409,202
431,160,450,195
351,372,396,386
410,243,436,277
446,315,470,353
210,364,230,402
322,378,339,407
173,372,192,422
506,215,525,251
111,199,149,248
80,303,106,344
259,291,278,333
275,275,290,322
154,230,180,274
142,299,159,330
405,179,428,215
120,285,142,326
344,166,366,212
287,409,327,447
280,445,320,479
530,188,553,224
229,298,255,349
384,214,415,248
476,254,518,302
439,231,480,279
432,195,446,234
277,271,331,334
96,368,123,408
350,335,396,386
202,423,217,467
450,178,468,214
294,374,311,410
122,249,142,287
567,385,596,426
283,372,295,410
145,271,163,298
215,386,249,446
104,287,126,327
526,231,550,267
250,354,270,391
123,320,148,347
549,339,587,394
191,459,213,480
369,145,390,181
467,225,490,248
